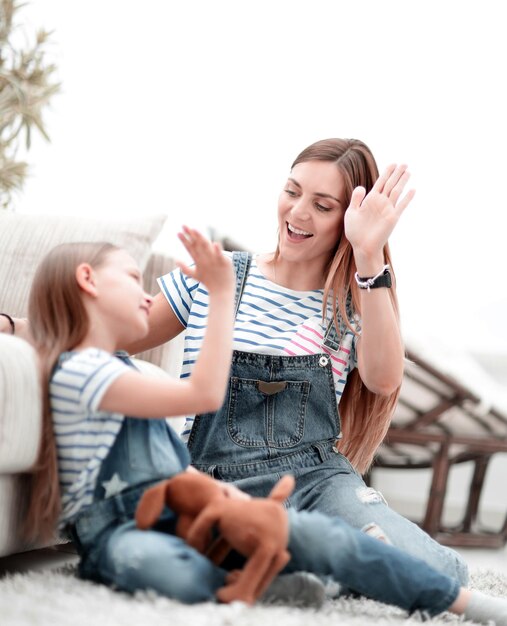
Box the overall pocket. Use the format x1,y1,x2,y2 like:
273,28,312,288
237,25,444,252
227,377,310,448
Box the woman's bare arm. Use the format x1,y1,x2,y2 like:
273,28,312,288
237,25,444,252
0,288,182,352
345,164,414,395
0,315,32,342
123,291,185,355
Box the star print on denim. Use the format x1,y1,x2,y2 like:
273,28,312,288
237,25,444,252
102,473,129,498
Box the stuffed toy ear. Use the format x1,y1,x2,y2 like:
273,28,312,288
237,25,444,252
135,482,168,529
268,474,295,503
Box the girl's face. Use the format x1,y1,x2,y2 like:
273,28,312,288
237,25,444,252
277,160,346,268
94,249,153,344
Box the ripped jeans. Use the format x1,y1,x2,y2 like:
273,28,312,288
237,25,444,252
205,445,469,586
286,450,469,585
188,350,469,586
69,481,460,616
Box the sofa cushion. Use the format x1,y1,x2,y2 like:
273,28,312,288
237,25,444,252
0,212,166,318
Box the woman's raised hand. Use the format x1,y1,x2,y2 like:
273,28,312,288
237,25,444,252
344,164,415,263
176,226,234,296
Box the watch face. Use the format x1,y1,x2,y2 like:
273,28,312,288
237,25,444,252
383,270,392,288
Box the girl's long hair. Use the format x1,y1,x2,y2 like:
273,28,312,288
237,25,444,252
289,138,401,474
24,241,119,542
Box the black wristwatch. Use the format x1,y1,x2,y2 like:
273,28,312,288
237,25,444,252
355,265,392,290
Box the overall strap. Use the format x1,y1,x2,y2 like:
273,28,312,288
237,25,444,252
322,291,354,352
232,251,253,318
322,319,342,352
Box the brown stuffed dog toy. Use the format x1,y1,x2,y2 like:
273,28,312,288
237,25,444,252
135,472,295,605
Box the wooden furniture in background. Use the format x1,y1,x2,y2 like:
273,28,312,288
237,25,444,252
370,349,507,548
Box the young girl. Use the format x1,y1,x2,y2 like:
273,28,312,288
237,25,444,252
22,229,507,623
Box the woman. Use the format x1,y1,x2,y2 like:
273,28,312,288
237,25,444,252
135,138,468,582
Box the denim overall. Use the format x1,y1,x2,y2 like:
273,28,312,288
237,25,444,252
66,354,227,603
188,252,468,585
64,356,461,614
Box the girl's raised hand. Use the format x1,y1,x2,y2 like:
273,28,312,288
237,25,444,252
344,164,415,260
176,226,234,295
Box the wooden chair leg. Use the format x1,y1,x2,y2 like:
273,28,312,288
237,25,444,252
422,441,450,537
499,510,507,540
459,455,491,532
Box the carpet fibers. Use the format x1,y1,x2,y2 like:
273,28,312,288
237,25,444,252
1,564,506,625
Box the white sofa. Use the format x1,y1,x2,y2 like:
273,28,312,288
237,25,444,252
0,211,184,557
0,333,42,556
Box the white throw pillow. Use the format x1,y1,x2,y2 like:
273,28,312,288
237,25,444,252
0,212,166,317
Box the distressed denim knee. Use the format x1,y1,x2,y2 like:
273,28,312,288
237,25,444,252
286,509,358,574
292,458,470,585
98,525,226,603
442,546,469,586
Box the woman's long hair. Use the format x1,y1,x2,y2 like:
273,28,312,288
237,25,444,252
24,241,119,542
289,138,401,474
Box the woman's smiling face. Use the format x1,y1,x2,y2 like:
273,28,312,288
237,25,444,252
277,160,347,267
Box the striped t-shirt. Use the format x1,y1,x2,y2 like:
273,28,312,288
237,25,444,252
158,253,359,442
50,349,128,526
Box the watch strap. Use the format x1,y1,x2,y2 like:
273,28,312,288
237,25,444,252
355,265,392,290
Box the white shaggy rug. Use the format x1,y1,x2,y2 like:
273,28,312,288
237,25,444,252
1,564,506,626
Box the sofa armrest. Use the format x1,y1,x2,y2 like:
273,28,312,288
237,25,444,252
0,334,41,473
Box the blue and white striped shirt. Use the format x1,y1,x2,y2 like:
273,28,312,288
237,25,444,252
158,253,359,442
51,349,128,526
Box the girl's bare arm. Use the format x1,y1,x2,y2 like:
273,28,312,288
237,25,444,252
100,227,235,418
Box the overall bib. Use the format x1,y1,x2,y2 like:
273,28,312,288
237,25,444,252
188,252,468,584
66,354,227,602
